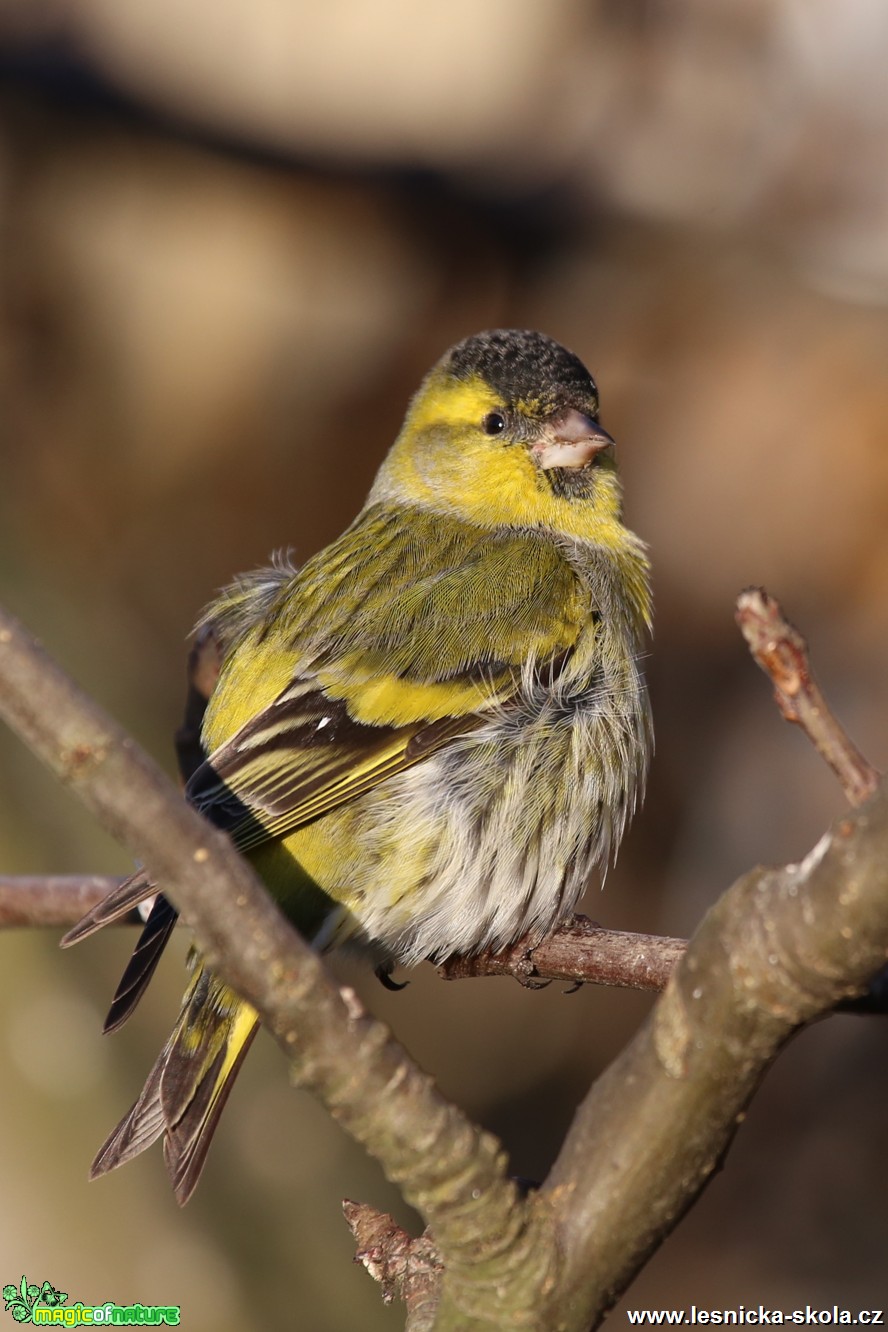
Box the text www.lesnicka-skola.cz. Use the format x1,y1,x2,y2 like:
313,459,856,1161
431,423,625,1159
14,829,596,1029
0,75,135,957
625,1307,884,1326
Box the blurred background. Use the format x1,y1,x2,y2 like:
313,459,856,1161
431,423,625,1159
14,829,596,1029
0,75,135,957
1,1,887,1326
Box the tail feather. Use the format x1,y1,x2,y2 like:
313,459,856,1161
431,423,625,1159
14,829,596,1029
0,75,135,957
62,871,181,1032
103,897,179,1034
61,869,159,947
163,1015,258,1205
90,1056,167,1178
90,966,259,1204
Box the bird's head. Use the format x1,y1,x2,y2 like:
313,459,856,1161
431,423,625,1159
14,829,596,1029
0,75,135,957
369,329,627,544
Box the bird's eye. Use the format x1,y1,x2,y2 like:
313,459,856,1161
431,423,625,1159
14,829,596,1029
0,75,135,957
482,411,506,436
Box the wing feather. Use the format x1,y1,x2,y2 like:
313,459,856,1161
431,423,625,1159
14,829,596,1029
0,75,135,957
65,514,589,980
189,514,588,853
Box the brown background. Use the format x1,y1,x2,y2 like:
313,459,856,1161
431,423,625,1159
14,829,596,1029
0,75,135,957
1,3,887,1326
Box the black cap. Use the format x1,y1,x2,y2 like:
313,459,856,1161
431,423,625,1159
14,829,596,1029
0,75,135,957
445,330,596,410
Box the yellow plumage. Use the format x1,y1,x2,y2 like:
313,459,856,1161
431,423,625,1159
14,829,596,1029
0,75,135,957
64,329,652,1203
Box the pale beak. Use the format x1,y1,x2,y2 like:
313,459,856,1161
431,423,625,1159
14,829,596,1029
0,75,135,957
531,409,615,470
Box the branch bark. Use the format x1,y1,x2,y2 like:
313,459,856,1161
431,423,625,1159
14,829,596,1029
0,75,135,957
735,587,881,806
343,1201,443,1331
438,916,685,991
0,869,687,992
540,787,888,1326
0,604,553,1329
0,875,125,927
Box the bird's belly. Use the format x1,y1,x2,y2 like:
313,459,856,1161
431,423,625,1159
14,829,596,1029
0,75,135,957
288,683,648,966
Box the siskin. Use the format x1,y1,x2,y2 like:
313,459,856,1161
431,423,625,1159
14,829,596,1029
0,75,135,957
63,328,653,1203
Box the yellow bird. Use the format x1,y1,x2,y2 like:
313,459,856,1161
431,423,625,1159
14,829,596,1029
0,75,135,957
64,329,652,1203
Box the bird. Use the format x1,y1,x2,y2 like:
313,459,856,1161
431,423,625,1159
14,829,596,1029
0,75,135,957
62,328,653,1204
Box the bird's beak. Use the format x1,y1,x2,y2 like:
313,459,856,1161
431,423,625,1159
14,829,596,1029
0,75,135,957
531,410,615,470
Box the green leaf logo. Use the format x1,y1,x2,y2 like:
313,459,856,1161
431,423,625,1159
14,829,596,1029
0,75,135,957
2,1273,68,1323
1,1275,35,1321
38,1282,68,1309
1,1275,35,1323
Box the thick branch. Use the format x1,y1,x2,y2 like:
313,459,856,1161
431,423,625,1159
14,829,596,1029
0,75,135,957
540,785,888,1327
527,590,888,1327
0,604,553,1329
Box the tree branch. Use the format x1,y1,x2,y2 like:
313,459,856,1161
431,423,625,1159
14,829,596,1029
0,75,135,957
438,916,685,991
528,588,888,1325
343,1201,443,1332
0,604,554,1329
0,875,125,927
735,587,881,806
540,781,888,1327
0,867,687,993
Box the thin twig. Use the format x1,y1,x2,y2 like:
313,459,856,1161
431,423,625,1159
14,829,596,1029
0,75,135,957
0,875,127,927
0,870,688,993
438,917,685,991
732,587,888,1015
343,1201,442,1330
735,587,881,806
